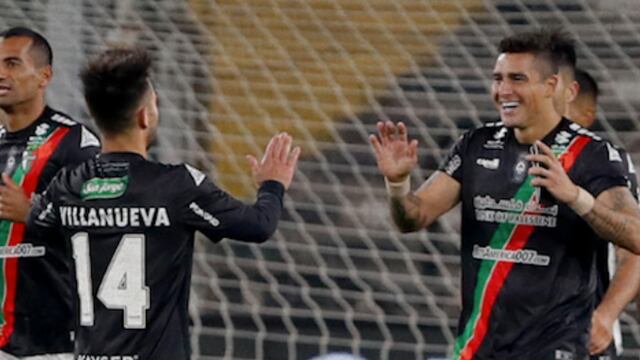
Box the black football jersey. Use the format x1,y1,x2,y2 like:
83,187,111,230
440,118,627,360
28,152,284,360
591,146,639,360
0,107,99,355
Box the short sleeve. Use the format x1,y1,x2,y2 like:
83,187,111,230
438,132,470,183
573,140,628,197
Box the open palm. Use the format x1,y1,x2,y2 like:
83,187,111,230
369,121,418,182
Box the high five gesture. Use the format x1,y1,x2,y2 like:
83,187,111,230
369,121,418,182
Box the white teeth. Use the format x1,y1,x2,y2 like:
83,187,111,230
502,102,519,109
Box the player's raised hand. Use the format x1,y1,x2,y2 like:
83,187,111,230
369,121,418,182
0,173,30,223
247,132,301,190
526,140,579,203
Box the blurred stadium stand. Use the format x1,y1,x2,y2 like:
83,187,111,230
2,0,640,359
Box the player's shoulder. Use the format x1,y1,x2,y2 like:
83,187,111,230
463,121,505,137
44,107,101,148
45,108,79,128
559,121,627,171
182,163,207,186
564,120,604,142
139,160,209,188
47,157,96,196
180,163,208,187
454,121,508,150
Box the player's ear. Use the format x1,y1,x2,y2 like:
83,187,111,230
37,65,52,89
136,105,149,130
544,74,558,97
566,80,579,104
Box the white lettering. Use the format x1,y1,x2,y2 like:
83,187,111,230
189,202,220,227
77,355,138,360
61,207,69,226
475,209,557,228
115,208,128,227
99,208,114,227
473,245,550,266
59,207,171,228
79,208,87,227
87,209,100,227
156,208,170,227
140,208,154,226
130,208,140,227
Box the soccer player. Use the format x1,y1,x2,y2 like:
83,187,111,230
566,69,599,127
564,68,640,359
550,29,640,357
0,27,100,358
28,47,299,360
370,29,640,359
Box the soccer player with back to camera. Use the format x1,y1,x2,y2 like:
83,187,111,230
0,27,100,359
370,29,640,359
27,47,300,360
564,68,640,360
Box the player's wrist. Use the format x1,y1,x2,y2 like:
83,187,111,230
568,186,594,216
593,307,617,328
385,176,410,198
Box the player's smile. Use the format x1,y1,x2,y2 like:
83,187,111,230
500,100,521,117
0,83,11,96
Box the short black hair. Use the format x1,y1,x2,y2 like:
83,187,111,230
498,29,575,79
0,27,52,66
81,47,152,135
574,68,599,101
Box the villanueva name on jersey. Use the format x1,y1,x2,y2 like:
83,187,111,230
59,206,170,228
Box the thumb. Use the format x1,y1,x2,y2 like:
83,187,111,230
246,155,259,174
1,173,19,190
246,154,258,168
246,155,260,189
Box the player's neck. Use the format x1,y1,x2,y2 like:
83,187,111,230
1,97,46,132
514,111,562,145
101,133,148,159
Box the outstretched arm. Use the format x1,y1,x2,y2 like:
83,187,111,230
187,133,301,243
370,121,460,232
527,140,640,254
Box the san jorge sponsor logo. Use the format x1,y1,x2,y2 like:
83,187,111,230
81,176,129,200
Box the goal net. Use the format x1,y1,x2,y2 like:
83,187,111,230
3,0,640,359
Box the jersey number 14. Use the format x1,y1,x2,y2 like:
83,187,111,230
72,233,151,329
